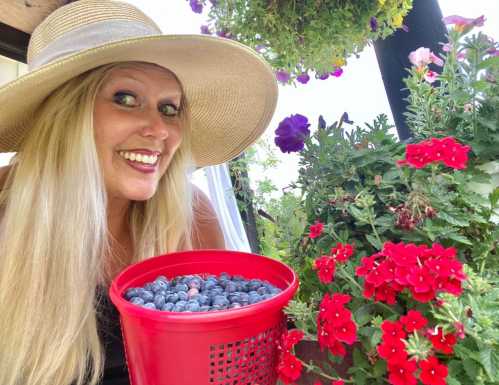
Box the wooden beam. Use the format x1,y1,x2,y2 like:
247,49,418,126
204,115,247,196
0,0,71,34
0,21,30,62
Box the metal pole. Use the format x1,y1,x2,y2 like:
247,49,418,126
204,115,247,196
374,0,448,140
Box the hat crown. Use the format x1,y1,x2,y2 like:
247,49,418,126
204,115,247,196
28,0,161,65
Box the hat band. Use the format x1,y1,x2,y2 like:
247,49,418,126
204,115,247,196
29,19,160,71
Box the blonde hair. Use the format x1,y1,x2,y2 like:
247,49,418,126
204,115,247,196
0,62,193,385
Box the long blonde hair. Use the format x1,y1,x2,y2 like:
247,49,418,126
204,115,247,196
0,62,193,385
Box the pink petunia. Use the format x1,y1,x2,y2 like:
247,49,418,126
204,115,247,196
424,70,438,83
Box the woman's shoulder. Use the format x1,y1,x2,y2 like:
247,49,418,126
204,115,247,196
191,184,226,250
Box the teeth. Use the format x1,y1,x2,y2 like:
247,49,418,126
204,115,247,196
119,151,158,165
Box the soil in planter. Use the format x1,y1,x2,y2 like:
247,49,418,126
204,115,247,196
291,340,353,384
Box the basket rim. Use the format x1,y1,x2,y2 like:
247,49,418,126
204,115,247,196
108,249,299,324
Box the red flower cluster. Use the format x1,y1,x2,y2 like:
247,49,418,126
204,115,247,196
428,326,458,355
355,242,466,304
377,312,449,385
309,220,324,239
397,136,471,169
317,293,357,357
313,243,354,284
276,329,304,384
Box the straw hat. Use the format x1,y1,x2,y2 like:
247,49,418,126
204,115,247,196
0,0,278,167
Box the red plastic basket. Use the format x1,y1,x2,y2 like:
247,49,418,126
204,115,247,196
109,249,299,385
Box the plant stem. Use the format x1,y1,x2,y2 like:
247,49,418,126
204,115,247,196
367,210,383,248
297,358,352,383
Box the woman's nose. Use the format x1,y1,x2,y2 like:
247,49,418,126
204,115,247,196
139,111,170,140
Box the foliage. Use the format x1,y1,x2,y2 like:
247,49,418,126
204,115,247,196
258,23,499,385
199,0,413,82
404,29,499,163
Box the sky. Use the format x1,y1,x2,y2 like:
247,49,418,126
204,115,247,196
1,0,497,193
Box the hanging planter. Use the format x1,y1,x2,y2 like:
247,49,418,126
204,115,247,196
196,0,413,84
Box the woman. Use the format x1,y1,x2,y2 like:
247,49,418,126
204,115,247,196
0,1,278,384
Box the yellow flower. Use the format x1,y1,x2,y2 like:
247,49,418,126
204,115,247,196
333,58,346,67
392,14,404,27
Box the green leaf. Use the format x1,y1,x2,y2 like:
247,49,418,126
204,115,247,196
490,187,499,208
478,55,499,70
373,359,386,377
354,304,374,327
479,347,495,379
353,347,369,369
446,232,473,245
437,211,470,227
366,234,383,250
446,376,462,385
463,358,480,380
472,80,490,92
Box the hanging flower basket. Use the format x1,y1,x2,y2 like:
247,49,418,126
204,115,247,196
199,0,413,83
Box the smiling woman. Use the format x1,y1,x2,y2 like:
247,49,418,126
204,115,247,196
0,1,277,385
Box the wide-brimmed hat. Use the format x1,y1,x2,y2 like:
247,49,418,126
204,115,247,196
0,0,278,167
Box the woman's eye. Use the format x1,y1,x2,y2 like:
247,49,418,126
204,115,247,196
159,103,179,117
113,91,137,107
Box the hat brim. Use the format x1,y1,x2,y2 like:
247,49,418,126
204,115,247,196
0,34,278,167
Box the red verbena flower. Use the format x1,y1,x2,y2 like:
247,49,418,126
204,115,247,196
387,358,418,385
309,220,324,239
332,380,345,385
279,329,304,353
428,327,457,355
381,320,406,341
313,256,336,284
419,356,448,385
400,310,428,333
277,352,303,384
331,242,354,262
377,337,408,363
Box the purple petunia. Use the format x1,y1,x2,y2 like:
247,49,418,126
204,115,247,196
274,114,311,153
189,0,203,14
341,112,354,125
296,72,310,84
370,17,378,32
200,25,211,35
331,68,343,77
276,70,291,83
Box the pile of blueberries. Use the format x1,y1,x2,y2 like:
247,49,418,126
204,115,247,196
123,272,283,312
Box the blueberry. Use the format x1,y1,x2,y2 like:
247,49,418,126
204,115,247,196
257,287,268,295
239,292,249,304
219,272,231,280
150,282,164,293
248,279,262,291
174,283,189,293
199,305,211,312
213,295,229,307
124,288,139,300
130,297,145,306
203,280,217,291
161,302,174,311
154,294,166,309
178,291,189,301
167,293,179,303
185,301,201,312
173,300,187,312
188,277,202,289
249,294,261,304
140,290,154,303
225,282,238,293
154,278,170,290
144,282,154,291
142,302,157,310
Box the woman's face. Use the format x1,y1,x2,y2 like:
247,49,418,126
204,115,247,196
94,63,183,203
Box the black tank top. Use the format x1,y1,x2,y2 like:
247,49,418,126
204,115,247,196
96,286,130,385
